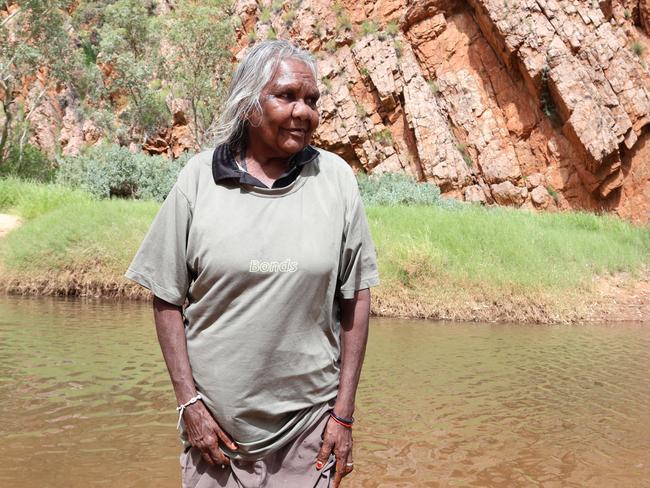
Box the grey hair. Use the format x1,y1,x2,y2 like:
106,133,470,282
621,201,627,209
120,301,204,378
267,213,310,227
213,40,318,147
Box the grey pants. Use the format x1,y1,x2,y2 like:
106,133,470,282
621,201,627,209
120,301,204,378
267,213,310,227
180,411,336,488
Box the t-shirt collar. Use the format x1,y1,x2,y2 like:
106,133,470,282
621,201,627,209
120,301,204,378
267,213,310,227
211,143,319,187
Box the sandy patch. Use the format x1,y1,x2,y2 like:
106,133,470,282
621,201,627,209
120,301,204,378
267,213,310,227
0,214,22,238
586,267,650,323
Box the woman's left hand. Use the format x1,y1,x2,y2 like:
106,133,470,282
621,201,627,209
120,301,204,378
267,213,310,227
315,418,354,487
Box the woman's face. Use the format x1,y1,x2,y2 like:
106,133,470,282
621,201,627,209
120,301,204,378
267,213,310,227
247,58,320,159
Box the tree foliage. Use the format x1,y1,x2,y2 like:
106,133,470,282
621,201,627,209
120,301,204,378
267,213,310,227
0,0,72,164
163,0,236,147
1,0,237,169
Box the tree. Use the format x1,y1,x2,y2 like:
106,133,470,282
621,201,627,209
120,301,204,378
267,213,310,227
163,0,236,148
0,0,72,164
95,0,168,143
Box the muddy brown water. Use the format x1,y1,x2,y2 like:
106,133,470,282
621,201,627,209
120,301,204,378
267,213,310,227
1,296,649,488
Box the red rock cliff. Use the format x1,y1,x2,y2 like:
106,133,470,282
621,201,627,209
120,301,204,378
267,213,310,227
234,0,650,222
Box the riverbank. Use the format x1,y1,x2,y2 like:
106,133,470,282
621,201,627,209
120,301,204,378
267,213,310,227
1,178,649,324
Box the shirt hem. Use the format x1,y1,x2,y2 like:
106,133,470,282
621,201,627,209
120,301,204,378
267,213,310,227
339,275,380,299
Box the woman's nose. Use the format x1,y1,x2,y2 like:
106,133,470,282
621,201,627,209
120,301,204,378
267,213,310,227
291,99,312,120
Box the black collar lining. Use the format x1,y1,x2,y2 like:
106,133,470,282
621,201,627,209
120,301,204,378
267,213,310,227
211,144,319,189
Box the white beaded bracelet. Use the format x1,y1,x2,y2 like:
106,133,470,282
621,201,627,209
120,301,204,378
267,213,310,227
176,393,203,429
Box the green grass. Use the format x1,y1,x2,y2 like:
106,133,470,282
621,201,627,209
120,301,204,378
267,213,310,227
0,178,157,275
0,177,92,220
368,205,650,293
2,178,649,320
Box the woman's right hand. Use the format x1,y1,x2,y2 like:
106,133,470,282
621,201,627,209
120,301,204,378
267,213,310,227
183,400,238,466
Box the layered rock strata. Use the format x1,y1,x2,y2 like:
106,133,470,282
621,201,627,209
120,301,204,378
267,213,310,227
10,0,650,221
233,0,650,220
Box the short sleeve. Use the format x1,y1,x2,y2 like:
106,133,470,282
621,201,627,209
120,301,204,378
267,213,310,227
338,188,380,299
125,185,192,306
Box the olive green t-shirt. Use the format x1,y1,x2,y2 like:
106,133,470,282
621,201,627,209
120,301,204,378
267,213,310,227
125,147,379,460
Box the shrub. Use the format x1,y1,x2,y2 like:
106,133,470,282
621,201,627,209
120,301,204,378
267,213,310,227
357,172,459,207
0,144,55,182
259,6,271,23
361,20,379,36
631,40,646,57
456,143,473,167
321,76,333,93
540,65,560,124
394,39,403,57
56,144,191,201
337,13,352,32
373,129,393,146
283,9,296,28
386,21,400,37
325,39,337,53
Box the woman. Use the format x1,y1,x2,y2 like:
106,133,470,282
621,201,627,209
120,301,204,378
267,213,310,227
126,40,379,488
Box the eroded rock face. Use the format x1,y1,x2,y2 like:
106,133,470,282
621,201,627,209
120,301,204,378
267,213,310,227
229,0,649,219
15,0,650,221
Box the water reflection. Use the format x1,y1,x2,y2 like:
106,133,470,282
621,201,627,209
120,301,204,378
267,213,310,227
1,297,649,487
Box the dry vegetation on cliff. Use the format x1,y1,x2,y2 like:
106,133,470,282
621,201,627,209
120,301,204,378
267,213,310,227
1,178,649,323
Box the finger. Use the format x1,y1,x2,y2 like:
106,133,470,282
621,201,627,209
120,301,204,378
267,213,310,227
207,443,230,466
333,454,345,488
315,438,333,470
200,450,215,466
343,451,354,477
214,424,238,451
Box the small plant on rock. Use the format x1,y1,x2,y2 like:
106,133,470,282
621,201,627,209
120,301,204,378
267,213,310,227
355,102,368,118
271,0,283,13
361,20,379,36
394,39,404,58
631,40,646,57
336,12,352,32
456,143,473,167
386,21,400,37
546,185,559,203
313,19,322,38
325,39,337,53
540,65,560,124
428,79,439,95
259,6,271,23
374,129,394,146
321,76,333,94
283,9,296,28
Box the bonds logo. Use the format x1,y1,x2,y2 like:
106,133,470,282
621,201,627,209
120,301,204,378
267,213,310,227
249,259,299,273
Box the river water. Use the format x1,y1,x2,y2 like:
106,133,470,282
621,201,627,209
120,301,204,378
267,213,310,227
1,296,649,487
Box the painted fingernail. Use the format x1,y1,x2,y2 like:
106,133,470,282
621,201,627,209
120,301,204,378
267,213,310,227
315,461,323,470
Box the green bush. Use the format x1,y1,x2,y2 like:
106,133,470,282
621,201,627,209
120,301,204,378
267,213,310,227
357,172,459,208
56,144,191,201
0,144,55,182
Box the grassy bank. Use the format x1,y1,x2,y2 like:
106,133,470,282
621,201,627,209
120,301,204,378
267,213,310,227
2,178,649,322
